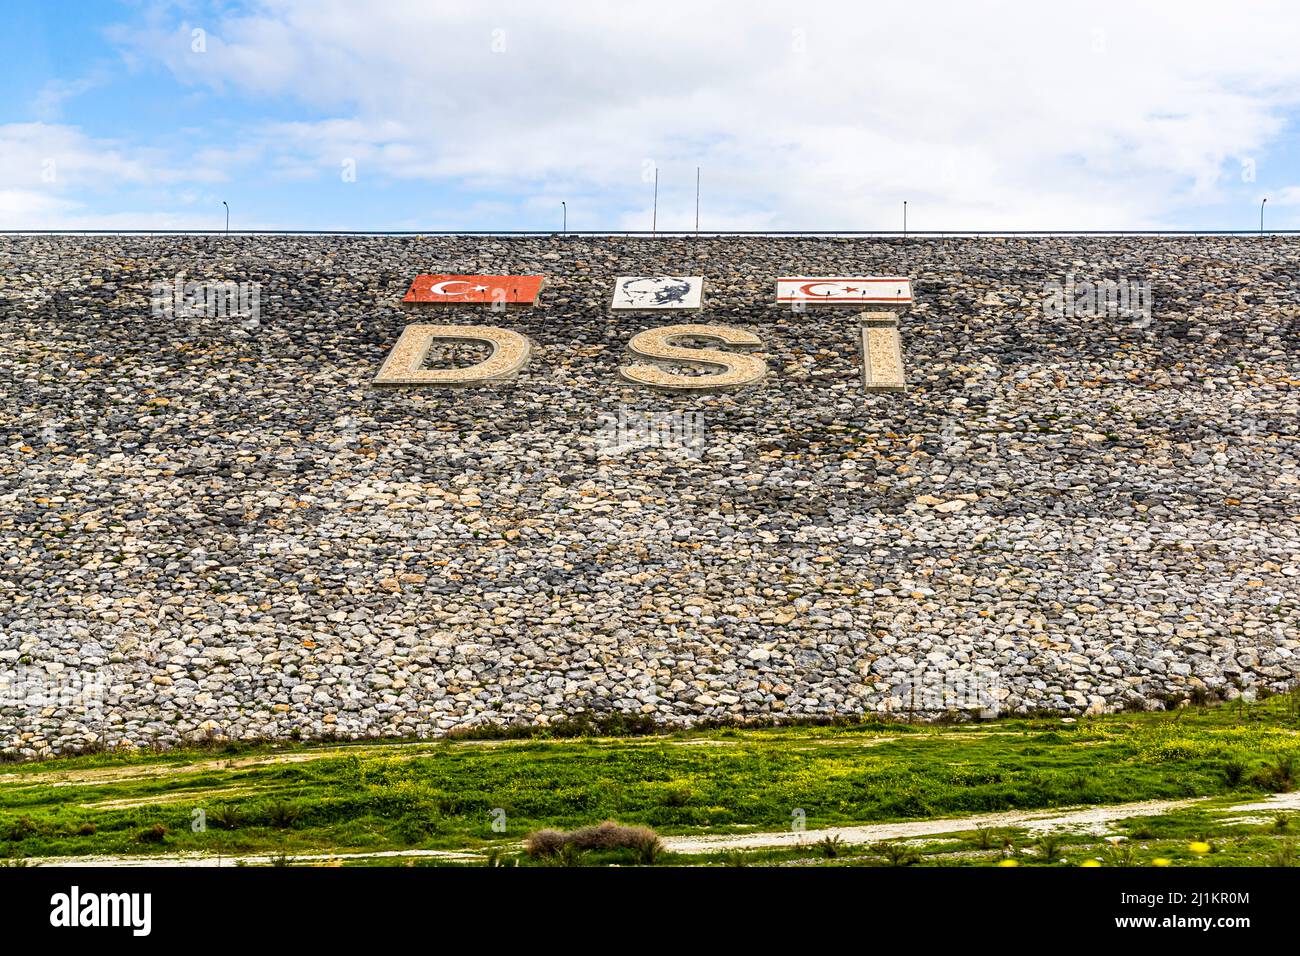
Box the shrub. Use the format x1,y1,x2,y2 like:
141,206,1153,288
393,814,440,845
208,805,244,830
660,783,694,807
1222,757,1249,787
265,801,302,829
970,827,1014,851
76,823,97,837
555,843,582,867
1103,841,1136,866
1270,754,1297,792
523,829,567,858
1035,834,1063,862
2,817,39,842
634,835,664,865
1253,754,1297,793
567,821,661,855
137,824,168,844
523,821,663,864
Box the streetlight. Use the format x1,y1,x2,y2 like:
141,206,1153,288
1260,197,1267,234
652,167,658,237
222,201,229,234
561,201,566,234
695,167,700,237
903,200,907,237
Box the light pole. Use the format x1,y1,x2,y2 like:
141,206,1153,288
222,201,229,234
903,201,907,237
652,167,658,237
695,166,700,237
561,201,566,234
1260,197,1267,234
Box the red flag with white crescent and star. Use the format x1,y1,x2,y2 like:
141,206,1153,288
403,274,545,305
775,277,912,306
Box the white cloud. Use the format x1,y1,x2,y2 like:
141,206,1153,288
0,191,224,229
1271,186,1300,206
0,123,166,190
0,123,236,228
25,0,1300,228
32,72,108,122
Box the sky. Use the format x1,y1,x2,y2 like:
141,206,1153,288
2,0,1299,232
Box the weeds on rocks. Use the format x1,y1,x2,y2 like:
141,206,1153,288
1268,840,1296,868
1035,833,1063,862
872,841,920,866
816,834,844,859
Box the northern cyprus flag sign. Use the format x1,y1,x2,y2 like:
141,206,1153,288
775,277,913,307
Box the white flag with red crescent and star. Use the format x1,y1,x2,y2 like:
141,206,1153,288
403,274,544,305
775,277,912,307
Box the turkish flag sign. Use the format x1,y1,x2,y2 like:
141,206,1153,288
775,277,912,306
403,274,545,305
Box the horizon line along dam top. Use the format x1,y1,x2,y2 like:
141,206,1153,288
376,273,913,393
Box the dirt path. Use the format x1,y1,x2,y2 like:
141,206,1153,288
664,791,1300,853
22,791,1300,867
0,732,921,791
33,847,485,868
0,742,441,789
669,800,1178,852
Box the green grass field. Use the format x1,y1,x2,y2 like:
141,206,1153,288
3,692,1299,866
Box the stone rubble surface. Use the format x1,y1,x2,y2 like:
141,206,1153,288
1,234,1297,757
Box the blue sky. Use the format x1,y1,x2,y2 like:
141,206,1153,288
2,0,1299,231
